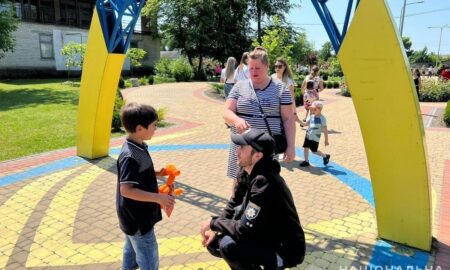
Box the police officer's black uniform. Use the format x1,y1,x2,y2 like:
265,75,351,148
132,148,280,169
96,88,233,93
207,157,305,270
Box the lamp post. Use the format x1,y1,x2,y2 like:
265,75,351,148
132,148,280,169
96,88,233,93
399,0,424,36
428,25,450,67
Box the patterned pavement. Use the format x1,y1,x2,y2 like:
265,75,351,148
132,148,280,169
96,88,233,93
0,82,449,270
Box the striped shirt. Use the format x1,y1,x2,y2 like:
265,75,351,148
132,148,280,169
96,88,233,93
226,79,292,179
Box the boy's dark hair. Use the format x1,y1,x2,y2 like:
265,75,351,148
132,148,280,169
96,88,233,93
306,80,314,90
120,102,158,133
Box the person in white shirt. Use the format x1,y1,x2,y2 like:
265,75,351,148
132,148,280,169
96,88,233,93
271,57,299,123
221,57,237,98
234,52,249,82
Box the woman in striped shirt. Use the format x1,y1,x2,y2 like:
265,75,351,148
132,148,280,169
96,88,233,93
223,47,296,181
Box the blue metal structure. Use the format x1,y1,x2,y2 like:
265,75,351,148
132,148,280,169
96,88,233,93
311,0,360,53
95,0,146,53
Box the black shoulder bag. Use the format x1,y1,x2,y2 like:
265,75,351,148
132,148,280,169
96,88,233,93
249,80,287,155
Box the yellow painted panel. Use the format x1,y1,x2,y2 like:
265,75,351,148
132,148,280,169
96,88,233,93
338,0,431,250
77,9,126,159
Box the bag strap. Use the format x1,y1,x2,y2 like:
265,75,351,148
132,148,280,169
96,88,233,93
248,80,274,137
249,80,286,137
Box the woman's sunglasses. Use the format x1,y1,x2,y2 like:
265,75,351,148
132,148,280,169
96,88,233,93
274,64,284,69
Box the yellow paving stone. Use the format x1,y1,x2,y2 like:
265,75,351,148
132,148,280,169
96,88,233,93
160,260,229,270
0,167,81,269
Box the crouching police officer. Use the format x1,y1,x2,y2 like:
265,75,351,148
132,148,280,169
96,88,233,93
200,128,305,270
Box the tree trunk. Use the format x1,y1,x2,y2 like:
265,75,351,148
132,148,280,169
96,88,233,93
197,54,203,75
257,0,262,44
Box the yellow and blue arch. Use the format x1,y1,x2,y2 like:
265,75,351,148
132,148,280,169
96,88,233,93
77,0,432,251
77,0,145,159
312,0,431,250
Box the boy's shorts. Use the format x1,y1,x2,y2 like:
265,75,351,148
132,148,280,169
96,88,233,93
303,137,319,152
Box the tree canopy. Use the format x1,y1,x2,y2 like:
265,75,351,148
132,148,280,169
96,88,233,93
142,0,252,74
0,0,18,59
318,41,333,62
247,0,294,43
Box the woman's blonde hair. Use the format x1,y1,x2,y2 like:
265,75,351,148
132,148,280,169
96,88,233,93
225,57,236,80
237,52,249,71
275,57,293,84
248,46,269,66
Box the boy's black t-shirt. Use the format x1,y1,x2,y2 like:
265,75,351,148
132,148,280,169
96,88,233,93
116,139,162,235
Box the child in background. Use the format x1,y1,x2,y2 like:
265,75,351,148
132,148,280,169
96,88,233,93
299,101,330,167
302,80,319,121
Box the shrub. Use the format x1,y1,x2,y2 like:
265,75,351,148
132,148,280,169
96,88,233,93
325,81,333,88
321,70,330,81
333,81,340,88
295,88,303,106
124,79,133,88
156,107,171,127
148,75,154,85
211,83,224,95
155,57,173,77
172,58,193,82
138,76,148,86
340,87,351,97
194,69,208,81
118,77,125,88
444,100,450,127
419,80,450,102
154,76,176,84
298,75,306,86
112,89,125,131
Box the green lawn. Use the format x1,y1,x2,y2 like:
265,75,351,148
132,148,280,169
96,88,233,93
0,79,123,162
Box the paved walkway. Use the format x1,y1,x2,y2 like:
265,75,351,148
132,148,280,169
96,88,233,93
0,82,449,270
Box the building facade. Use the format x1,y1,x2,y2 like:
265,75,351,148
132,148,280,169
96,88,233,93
0,0,159,78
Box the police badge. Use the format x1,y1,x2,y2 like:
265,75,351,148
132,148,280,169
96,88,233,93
245,202,261,220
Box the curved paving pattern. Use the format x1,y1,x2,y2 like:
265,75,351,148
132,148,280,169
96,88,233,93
0,82,449,269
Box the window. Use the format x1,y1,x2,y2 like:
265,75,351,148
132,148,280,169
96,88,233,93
39,33,54,59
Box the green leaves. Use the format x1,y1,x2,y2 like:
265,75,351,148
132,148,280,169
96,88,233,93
126,48,147,68
0,1,18,59
60,42,86,70
252,16,293,68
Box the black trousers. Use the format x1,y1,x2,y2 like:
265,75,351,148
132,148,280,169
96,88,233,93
207,235,279,270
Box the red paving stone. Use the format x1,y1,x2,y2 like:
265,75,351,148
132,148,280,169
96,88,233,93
435,160,450,269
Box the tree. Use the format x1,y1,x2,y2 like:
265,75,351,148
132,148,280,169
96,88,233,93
126,48,147,76
142,0,251,76
409,47,432,64
305,52,318,69
402,36,413,57
248,0,294,44
291,32,313,65
318,41,333,62
252,16,292,71
0,0,18,59
329,56,343,77
60,42,86,80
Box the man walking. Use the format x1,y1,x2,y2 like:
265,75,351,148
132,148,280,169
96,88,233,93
200,128,305,270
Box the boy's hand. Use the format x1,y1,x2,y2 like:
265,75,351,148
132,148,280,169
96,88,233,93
155,168,167,177
158,194,175,208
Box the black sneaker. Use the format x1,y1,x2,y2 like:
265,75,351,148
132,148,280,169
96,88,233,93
323,154,331,165
299,161,310,167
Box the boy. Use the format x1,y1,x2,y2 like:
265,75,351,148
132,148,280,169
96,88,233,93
116,102,175,270
299,101,330,167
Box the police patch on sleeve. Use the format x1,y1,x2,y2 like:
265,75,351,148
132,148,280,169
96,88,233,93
245,202,261,220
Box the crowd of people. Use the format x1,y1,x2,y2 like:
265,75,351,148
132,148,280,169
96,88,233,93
115,46,334,270
412,64,450,96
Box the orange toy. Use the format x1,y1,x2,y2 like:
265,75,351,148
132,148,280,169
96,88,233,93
158,164,184,217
